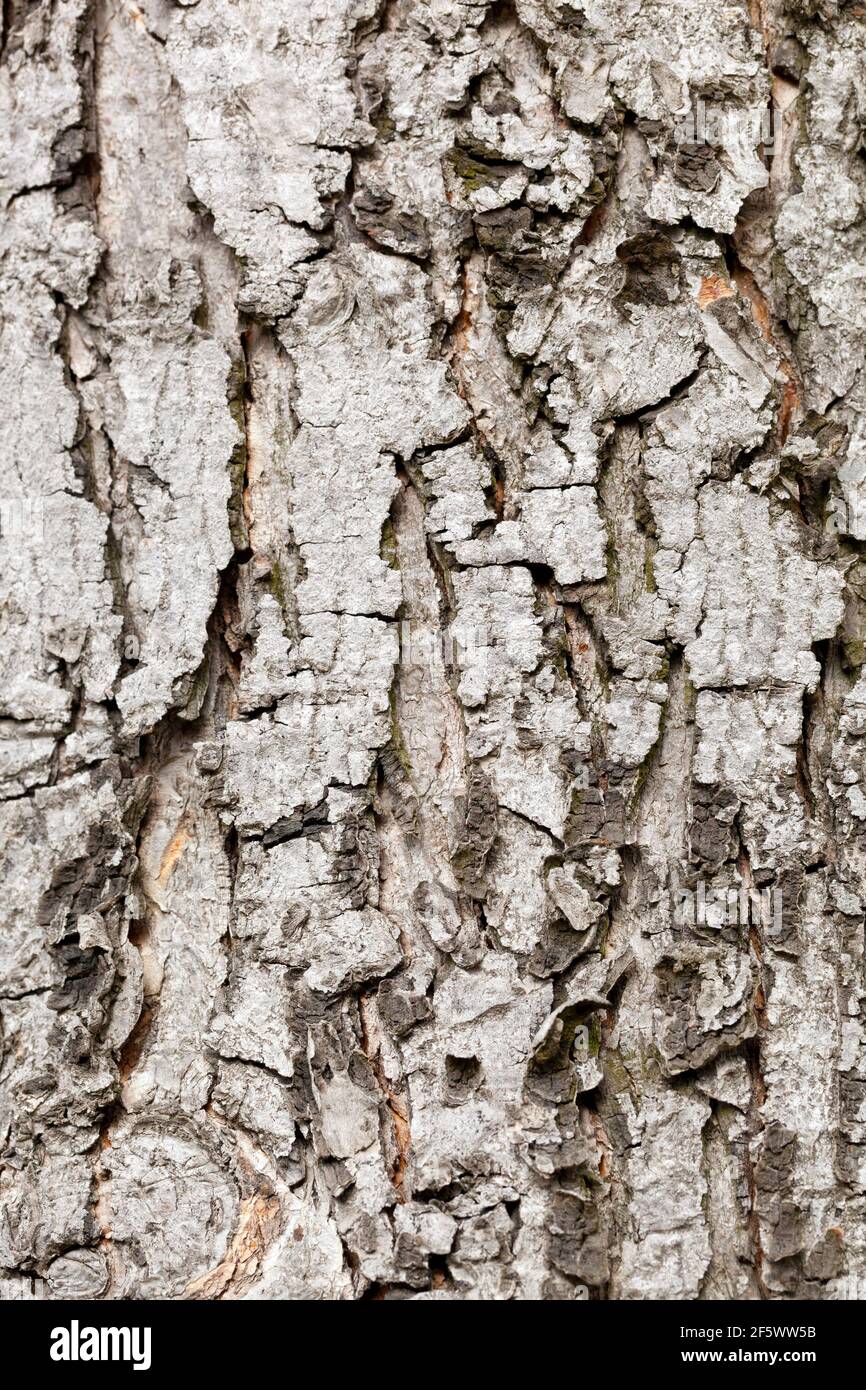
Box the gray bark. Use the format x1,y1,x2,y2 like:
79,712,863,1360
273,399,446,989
1,0,865,1301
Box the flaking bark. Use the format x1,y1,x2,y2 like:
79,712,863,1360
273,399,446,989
2,0,866,1301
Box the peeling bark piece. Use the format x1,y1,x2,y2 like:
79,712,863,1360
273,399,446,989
654,948,756,1077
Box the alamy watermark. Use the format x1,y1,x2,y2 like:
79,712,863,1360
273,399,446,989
674,878,783,933
673,98,793,155
50,1320,151,1371
0,496,44,544
397,617,540,674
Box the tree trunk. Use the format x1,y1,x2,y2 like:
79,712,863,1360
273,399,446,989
2,0,865,1302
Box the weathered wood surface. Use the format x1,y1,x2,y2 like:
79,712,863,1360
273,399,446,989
2,0,866,1300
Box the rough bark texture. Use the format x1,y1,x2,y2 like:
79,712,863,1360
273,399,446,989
2,0,866,1302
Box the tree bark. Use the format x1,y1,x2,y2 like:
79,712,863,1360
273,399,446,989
2,0,865,1301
